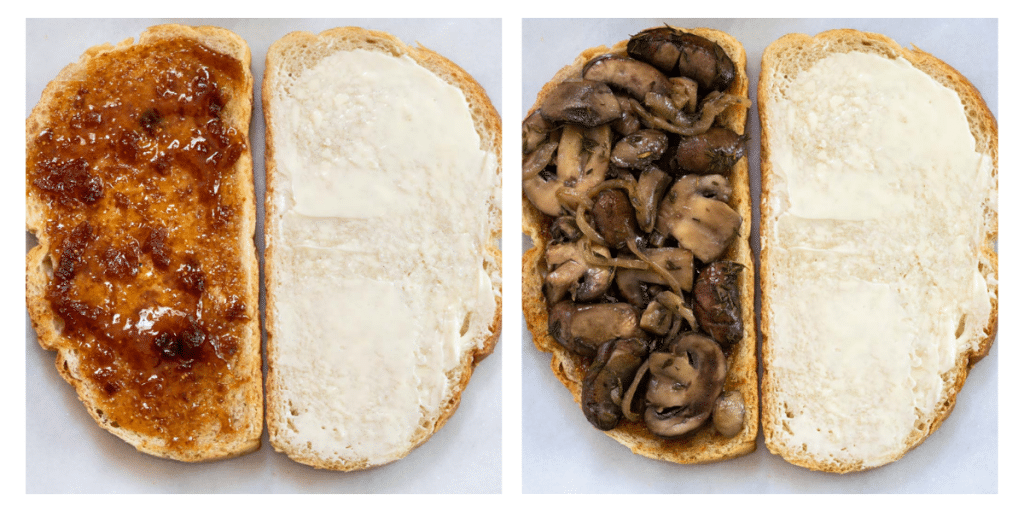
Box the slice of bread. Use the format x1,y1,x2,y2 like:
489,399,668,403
262,27,502,471
25,24,262,461
759,29,998,473
522,27,758,463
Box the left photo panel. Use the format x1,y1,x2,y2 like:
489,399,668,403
25,18,502,493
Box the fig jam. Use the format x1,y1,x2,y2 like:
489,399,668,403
27,38,251,446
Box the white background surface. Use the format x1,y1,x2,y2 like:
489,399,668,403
25,18,502,494
521,18,998,493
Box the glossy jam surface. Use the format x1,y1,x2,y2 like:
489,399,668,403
28,38,250,445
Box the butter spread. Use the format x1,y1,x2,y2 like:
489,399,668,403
268,49,499,465
765,52,993,466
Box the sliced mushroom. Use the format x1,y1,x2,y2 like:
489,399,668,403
582,338,648,430
612,94,642,136
644,332,726,438
633,166,672,233
523,111,553,154
674,32,736,94
653,290,698,332
669,77,699,114
674,127,746,175
539,80,622,127
523,170,563,217
629,91,750,138
544,239,614,303
627,27,737,94
523,140,559,181
712,390,745,437
582,54,671,101
693,261,744,346
590,188,642,250
524,125,611,217
639,300,673,335
547,301,641,357
655,175,741,262
610,129,668,170
558,125,612,213
615,247,694,308
549,215,582,244
626,27,684,74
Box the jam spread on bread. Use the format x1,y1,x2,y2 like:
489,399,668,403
28,38,249,445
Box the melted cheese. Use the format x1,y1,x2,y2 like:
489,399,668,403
765,52,993,466
268,49,499,465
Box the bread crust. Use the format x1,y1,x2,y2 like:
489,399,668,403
522,27,758,464
758,29,998,473
262,27,502,471
25,24,262,461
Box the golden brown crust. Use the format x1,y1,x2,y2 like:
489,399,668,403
25,24,261,462
262,27,502,471
758,29,998,473
522,26,758,464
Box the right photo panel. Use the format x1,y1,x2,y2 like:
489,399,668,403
521,18,997,493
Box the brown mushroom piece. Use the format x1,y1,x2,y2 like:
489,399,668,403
523,125,611,217
626,27,684,74
557,124,612,214
674,127,746,175
549,215,582,244
522,111,553,154
674,32,736,94
543,239,615,303
547,301,641,357
615,247,694,308
633,166,672,233
582,338,648,430
610,129,669,170
712,390,745,437
644,332,726,438
611,94,642,136
655,174,741,262
693,261,744,346
627,27,736,94
523,170,563,217
590,188,643,250
522,140,559,181
538,80,622,127
582,54,693,123
629,91,750,138
582,54,672,102
639,300,673,335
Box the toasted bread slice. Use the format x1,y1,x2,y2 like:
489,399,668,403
26,24,261,461
522,26,757,464
262,27,502,471
758,29,998,472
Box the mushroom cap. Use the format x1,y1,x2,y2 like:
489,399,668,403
591,188,642,250
547,301,640,357
674,127,746,175
694,261,744,345
634,166,673,233
626,27,684,74
582,338,648,431
643,332,726,438
543,240,614,303
655,175,741,262
539,80,622,127
611,129,669,170
582,54,672,101
712,390,745,438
